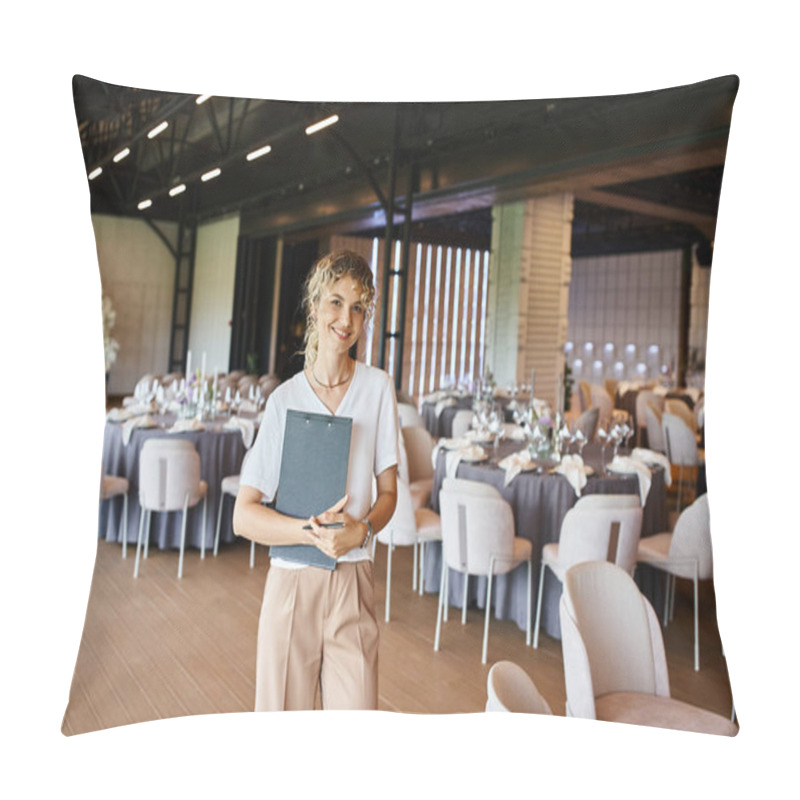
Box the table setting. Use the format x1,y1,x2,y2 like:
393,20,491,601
423,378,668,641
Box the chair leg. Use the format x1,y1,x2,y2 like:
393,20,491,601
412,541,418,592
482,559,495,664
669,574,676,621
250,539,255,568
214,492,225,557
526,559,533,646
121,493,128,559
434,558,446,652
443,557,450,623
200,495,208,560
461,571,469,625
144,510,151,559
533,561,547,649
134,507,146,578
663,571,670,627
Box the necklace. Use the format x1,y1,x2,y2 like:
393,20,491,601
311,364,353,390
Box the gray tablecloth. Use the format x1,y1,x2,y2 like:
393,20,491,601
424,441,667,640
99,415,249,553
421,395,527,439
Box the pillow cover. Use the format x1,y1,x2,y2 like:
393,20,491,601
65,74,738,736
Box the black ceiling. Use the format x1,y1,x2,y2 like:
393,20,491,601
73,74,737,259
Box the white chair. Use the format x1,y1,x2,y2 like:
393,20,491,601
636,493,712,671
662,412,704,511
134,439,208,579
100,473,130,558
485,661,553,714
635,390,663,447
401,426,435,510
214,450,256,568
435,477,533,664
397,402,424,428
644,403,666,454
559,560,737,735
372,478,442,621
450,409,474,439
665,397,697,435
533,495,643,648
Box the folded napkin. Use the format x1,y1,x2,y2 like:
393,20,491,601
434,397,458,417
238,399,259,414
504,424,527,442
431,436,470,468
607,455,652,504
167,418,205,435
552,454,591,497
224,416,255,449
631,447,672,485
498,448,535,486
423,390,447,404
444,445,486,477
106,407,137,422
121,414,157,445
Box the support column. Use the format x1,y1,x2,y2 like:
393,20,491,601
484,194,574,411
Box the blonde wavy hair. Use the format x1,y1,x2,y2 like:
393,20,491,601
302,249,376,368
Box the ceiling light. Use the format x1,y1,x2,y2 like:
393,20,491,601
148,121,169,139
196,94,212,105
88,167,102,180
169,183,186,197
246,144,272,161
113,147,130,163
305,114,339,135
201,167,221,182
137,199,152,210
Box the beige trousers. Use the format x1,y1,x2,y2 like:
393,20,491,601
254,561,379,711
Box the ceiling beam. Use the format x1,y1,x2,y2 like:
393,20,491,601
573,187,718,240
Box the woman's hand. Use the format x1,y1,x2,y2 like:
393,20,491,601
308,494,367,559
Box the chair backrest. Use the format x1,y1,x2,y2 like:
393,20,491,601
575,407,599,442
377,478,418,546
644,404,666,453
258,373,281,398
439,478,515,575
134,374,158,400
604,379,618,401
635,390,662,429
485,661,553,714
665,398,696,432
401,426,434,481
557,503,643,574
662,413,698,466
560,561,669,718
694,396,705,430
450,409,474,439
238,374,259,393
139,439,203,512
574,493,639,510
669,493,713,578
578,381,592,413
397,402,424,428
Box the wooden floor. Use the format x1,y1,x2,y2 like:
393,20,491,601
62,527,735,734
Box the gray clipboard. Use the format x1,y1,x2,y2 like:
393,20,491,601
270,409,352,570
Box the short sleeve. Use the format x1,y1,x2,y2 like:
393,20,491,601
239,393,283,501
374,372,399,476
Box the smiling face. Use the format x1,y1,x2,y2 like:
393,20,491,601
313,277,366,358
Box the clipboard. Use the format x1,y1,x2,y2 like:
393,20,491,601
270,409,352,570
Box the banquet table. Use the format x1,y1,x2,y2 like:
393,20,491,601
424,440,668,641
421,394,529,439
99,413,253,554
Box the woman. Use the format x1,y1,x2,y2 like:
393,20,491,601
233,249,398,711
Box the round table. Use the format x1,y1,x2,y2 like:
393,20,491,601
424,440,668,640
99,414,252,553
